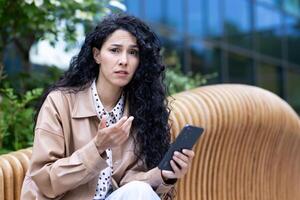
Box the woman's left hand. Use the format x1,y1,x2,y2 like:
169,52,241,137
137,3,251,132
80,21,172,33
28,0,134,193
161,149,195,180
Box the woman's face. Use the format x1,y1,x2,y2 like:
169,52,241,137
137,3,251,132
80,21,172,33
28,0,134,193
93,29,140,89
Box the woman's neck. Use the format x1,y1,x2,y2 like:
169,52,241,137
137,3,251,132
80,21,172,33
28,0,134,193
96,78,122,112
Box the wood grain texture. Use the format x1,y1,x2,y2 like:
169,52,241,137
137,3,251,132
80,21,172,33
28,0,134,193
0,157,14,200
169,84,300,200
2,155,24,200
0,148,31,200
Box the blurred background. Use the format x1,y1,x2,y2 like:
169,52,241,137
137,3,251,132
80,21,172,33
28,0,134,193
0,0,299,153
124,0,300,113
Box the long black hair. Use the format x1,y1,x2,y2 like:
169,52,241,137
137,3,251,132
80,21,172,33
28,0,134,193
35,13,170,169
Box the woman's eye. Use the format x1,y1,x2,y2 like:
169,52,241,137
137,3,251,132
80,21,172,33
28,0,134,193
110,48,120,53
129,50,139,56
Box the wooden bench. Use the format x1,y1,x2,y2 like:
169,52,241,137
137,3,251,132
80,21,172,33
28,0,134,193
1,84,300,200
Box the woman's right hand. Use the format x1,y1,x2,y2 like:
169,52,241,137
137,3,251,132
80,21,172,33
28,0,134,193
93,115,134,153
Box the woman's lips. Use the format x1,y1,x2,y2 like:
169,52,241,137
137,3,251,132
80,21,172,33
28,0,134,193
114,71,129,77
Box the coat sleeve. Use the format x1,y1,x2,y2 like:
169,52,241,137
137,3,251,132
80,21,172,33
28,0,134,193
28,92,108,198
119,159,175,198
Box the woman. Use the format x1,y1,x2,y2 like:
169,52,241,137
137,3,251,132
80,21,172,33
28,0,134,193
21,13,194,200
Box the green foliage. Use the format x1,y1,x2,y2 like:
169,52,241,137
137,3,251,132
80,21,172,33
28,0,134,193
3,65,63,95
0,0,111,50
0,0,121,72
164,51,218,94
0,85,43,152
0,65,61,154
0,63,4,81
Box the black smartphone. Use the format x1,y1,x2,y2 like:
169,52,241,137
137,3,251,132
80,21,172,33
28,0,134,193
158,124,204,171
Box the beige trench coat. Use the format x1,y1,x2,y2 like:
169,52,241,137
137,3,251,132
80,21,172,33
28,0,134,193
20,86,174,200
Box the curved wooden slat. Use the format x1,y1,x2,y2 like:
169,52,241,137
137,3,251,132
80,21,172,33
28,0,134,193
2,155,24,200
0,148,32,200
11,151,31,175
0,157,14,200
0,168,4,200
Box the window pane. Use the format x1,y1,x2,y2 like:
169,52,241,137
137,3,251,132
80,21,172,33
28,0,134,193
189,41,220,84
145,0,162,22
283,0,300,17
257,0,281,6
287,69,300,114
255,5,282,58
285,16,300,65
204,0,222,39
188,0,204,37
160,32,184,70
163,38,185,77
125,0,141,17
189,41,205,73
228,53,254,84
257,63,280,94
160,33,183,46
166,0,184,33
225,0,252,48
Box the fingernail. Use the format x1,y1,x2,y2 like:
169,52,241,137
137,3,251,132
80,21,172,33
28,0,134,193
174,151,179,155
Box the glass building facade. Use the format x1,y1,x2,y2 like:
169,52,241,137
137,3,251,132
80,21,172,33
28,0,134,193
124,0,300,113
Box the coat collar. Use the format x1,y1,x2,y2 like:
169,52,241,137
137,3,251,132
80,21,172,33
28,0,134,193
71,86,97,119
71,85,129,119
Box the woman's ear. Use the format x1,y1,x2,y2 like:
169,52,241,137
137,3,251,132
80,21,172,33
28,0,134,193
93,47,101,64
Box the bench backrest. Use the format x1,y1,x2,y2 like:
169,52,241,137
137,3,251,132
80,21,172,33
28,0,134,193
169,84,300,200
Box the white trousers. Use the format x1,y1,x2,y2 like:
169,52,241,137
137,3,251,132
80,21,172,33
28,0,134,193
106,181,161,200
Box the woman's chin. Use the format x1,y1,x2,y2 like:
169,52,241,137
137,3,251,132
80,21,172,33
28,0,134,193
112,80,130,88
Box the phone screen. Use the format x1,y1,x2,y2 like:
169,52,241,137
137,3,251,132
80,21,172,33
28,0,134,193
158,125,204,171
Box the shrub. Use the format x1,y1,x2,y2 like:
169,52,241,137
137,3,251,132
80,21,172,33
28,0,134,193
0,82,43,154
164,51,217,94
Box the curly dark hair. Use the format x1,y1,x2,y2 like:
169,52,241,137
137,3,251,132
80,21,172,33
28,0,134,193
35,13,170,169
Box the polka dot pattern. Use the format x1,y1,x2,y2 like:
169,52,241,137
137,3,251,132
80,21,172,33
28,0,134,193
91,80,125,200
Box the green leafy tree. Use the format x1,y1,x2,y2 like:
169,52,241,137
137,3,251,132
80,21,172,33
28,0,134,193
0,0,118,72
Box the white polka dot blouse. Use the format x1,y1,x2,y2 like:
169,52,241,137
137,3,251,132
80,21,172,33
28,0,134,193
91,80,125,200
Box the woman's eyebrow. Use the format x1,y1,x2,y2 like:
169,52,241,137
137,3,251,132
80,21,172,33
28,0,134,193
110,43,139,48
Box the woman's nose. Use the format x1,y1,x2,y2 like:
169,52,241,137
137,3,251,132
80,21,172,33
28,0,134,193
119,52,128,66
